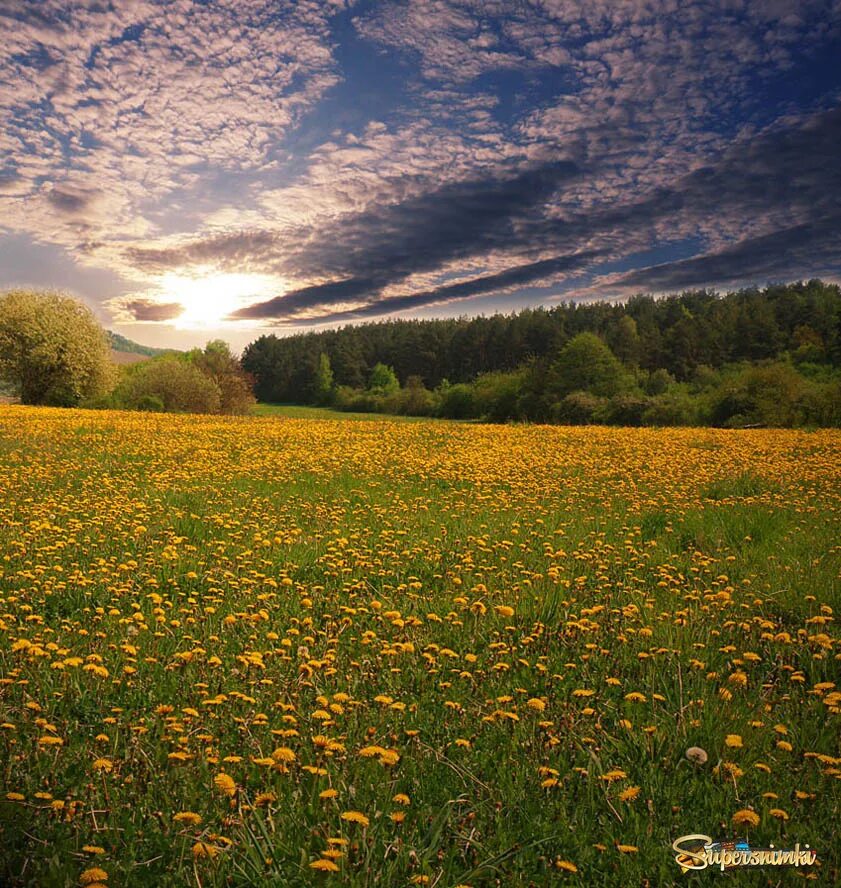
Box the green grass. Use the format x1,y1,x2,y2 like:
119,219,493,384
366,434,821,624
252,403,432,421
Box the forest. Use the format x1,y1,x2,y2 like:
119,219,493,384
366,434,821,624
242,280,841,427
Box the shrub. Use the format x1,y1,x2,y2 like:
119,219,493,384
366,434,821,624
552,391,605,424
437,383,477,419
116,356,222,414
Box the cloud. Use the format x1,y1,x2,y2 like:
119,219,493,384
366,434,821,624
229,103,841,321
46,186,97,215
116,298,184,322
604,215,841,293
234,249,600,323
1,0,840,335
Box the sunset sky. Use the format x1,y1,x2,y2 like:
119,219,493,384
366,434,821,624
1,0,840,350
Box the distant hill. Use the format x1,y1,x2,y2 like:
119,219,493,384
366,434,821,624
107,331,174,357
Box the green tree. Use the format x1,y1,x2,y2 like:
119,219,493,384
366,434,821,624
547,333,629,399
189,340,255,414
608,315,641,366
310,352,334,404
0,289,114,405
368,362,399,395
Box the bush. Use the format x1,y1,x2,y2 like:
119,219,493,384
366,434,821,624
642,391,699,426
472,370,526,421
710,362,808,427
437,383,477,419
595,393,651,426
393,377,437,416
116,356,222,414
552,391,605,424
136,394,165,412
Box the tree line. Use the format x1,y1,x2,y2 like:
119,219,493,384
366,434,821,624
242,280,841,427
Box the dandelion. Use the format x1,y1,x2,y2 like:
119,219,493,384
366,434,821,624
271,746,296,763
731,809,760,828
685,746,708,765
555,859,578,872
310,859,340,871
79,868,108,885
618,786,641,802
213,773,236,797
340,810,369,827
82,846,106,855
92,758,113,773
173,812,202,825
725,734,743,748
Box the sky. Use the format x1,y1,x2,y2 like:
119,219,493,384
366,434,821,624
1,0,840,351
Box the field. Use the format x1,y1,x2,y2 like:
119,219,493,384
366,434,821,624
0,406,839,887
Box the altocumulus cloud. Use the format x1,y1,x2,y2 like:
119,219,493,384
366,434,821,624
0,0,840,336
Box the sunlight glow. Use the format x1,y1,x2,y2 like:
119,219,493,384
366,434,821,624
156,270,280,329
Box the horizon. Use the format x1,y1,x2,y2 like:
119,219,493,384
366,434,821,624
2,1,840,351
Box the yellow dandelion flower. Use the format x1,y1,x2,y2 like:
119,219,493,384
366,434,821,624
340,810,369,827
192,842,218,859
725,734,743,748
618,786,641,802
92,758,113,773
82,846,105,855
769,808,789,820
173,812,202,826
731,809,760,828
319,788,339,800
213,772,236,797
309,859,340,872
271,746,296,763
555,859,578,872
79,868,108,885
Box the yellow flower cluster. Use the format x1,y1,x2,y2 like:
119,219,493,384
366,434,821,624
0,407,838,886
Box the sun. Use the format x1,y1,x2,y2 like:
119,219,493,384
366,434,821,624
155,270,280,329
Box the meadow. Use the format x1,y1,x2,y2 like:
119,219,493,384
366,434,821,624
0,406,839,887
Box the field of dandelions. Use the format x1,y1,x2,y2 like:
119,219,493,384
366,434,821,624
0,406,839,887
